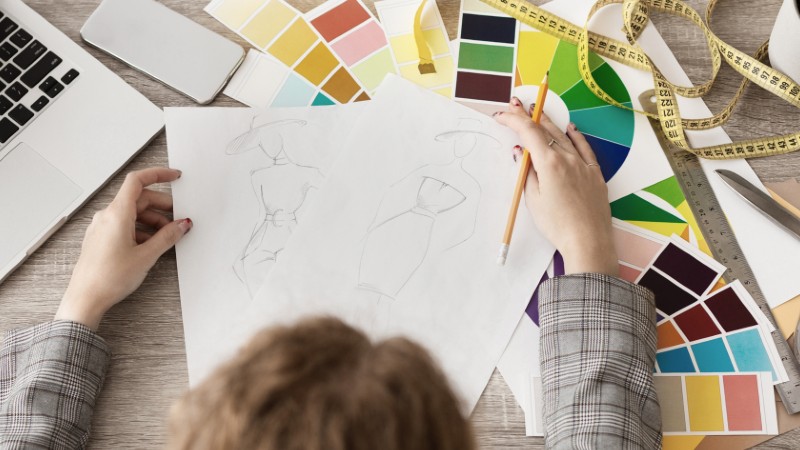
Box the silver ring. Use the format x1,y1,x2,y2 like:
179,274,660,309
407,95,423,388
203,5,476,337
586,163,600,168
548,139,557,147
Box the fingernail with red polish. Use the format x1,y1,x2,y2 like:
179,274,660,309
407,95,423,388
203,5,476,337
511,97,521,106
179,218,193,234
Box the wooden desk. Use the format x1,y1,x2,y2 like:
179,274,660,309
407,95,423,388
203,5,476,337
1,0,798,448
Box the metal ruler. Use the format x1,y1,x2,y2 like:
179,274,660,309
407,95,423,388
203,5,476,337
639,90,800,414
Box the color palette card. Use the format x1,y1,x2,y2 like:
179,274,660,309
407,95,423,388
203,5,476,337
206,0,368,106
655,373,778,435
636,237,726,317
306,0,396,95
454,0,519,105
655,280,788,383
375,0,455,98
612,218,668,283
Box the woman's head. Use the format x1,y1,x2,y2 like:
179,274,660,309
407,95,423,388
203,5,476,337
168,317,475,450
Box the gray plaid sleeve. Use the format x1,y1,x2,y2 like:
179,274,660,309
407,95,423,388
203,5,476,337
0,321,110,449
539,274,662,450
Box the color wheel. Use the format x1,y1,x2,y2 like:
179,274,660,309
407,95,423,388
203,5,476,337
516,31,633,182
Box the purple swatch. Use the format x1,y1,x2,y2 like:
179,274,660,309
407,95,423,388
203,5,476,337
526,252,565,326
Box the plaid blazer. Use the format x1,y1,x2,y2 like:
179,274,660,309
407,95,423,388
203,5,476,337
0,321,110,449
0,274,660,449
540,274,662,449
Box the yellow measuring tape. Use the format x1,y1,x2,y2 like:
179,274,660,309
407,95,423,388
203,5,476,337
451,0,800,159
414,0,437,74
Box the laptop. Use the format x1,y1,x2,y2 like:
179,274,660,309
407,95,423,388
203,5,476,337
0,0,163,282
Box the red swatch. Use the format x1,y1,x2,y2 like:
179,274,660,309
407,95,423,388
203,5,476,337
673,305,720,342
310,0,371,42
723,374,762,431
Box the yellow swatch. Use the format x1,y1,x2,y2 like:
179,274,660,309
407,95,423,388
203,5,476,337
241,0,297,49
517,32,559,86
686,376,725,432
398,55,454,89
627,220,689,238
389,30,449,64
295,43,339,85
268,20,317,67
211,0,265,29
663,436,705,450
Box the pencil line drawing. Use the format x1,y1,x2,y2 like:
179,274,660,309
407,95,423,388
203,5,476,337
226,117,324,297
357,118,500,302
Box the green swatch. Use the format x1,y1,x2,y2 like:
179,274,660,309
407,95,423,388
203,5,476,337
457,42,514,73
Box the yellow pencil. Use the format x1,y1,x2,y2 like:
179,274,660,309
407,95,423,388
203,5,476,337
497,72,549,266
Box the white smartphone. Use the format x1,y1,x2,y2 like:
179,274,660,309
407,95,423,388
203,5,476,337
80,0,244,104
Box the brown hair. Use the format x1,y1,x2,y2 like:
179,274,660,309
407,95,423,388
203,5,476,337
168,317,475,450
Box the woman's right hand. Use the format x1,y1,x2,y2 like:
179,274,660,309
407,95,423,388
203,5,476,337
495,97,618,277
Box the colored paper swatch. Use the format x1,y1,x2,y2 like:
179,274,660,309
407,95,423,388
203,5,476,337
375,0,455,97
637,238,788,383
612,219,666,269
206,0,368,106
638,268,698,316
655,373,777,435
612,176,710,256
653,242,723,296
691,338,735,372
705,285,759,332
454,0,518,105
514,29,634,181
674,305,721,342
657,346,696,373
308,0,397,94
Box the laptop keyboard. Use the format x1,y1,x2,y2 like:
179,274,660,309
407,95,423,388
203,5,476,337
0,11,79,146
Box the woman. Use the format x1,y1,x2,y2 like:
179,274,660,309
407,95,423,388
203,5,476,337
0,99,661,449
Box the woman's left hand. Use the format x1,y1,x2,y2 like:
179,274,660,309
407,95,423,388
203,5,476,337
56,167,192,330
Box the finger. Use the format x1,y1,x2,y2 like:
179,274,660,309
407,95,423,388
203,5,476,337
522,151,539,194
509,96,529,118
135,230,153,244
537,112,574,154
136,189,173,214
115,168,182,212
138,218,192,264
566,122,600,166
494,112,551,162
138,209,172,230
512,145,523,162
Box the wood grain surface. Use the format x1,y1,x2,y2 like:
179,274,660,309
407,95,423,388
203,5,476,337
1,0,798,448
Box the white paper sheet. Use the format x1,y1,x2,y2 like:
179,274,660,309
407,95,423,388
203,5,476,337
497,0,800,433
166,104,366,385
229,75,554,412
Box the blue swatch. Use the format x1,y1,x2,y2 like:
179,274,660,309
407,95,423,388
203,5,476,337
582,134,630,182
312,92,335,106
656,346,696,373
727,328,776,381
271,74,315,107
691,338,735,372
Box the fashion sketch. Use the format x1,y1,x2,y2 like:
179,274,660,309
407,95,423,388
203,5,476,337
358,118,501,301
226,117,323,297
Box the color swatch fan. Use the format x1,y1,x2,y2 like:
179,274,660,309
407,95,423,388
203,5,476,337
375,0,455,97
454,0,518,105
207,0,368,107
655,373,778,435
515,27,634,182
306,0,396,95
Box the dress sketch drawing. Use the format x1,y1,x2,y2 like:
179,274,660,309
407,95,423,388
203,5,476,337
226,118,323,297
358,119,500,301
